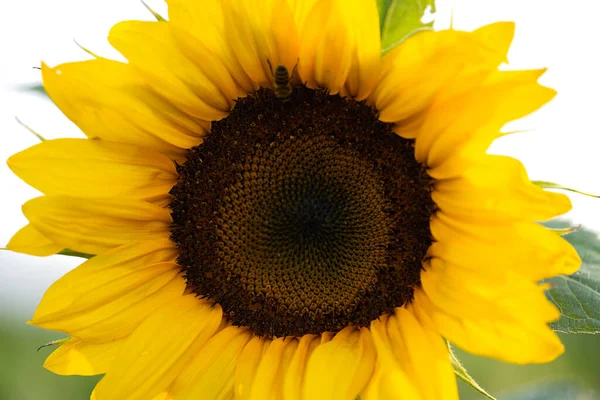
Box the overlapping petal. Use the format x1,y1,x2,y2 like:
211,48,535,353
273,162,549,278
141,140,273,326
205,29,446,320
109,21,237,121
6,224,62,256
432,155,571,222
8,139,177,202
303,327,376,400
282,334,319,400
417,69,556,175
93,295,222,400
368,309,457,400
42,59,206,160
421,258,559,324
170,326,252,400
221,0,300,89
23,196,172,255
247,337,296,400
429,213,581,281
234,337,269,399
166,0,256,93
44,337,126,376
298,0,380,98
372,22,515,137
413,288,564,364
32,239,183,341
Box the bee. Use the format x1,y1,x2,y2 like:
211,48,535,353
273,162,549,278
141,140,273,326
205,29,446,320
267,59,298,102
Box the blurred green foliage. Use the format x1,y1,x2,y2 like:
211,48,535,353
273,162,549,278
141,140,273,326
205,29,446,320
1,316,99,400
457,333,600,399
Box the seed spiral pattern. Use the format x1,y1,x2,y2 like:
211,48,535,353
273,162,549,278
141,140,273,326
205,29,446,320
170,88,435,337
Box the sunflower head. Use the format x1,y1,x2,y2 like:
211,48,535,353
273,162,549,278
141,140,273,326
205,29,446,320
6,1,580,399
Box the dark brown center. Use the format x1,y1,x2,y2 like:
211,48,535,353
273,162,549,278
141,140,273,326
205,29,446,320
170,87,435,338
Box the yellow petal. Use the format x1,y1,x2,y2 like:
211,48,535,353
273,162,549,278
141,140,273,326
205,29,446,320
283,334,319,400
372,23,516,135
386,307,458,400
109,20,234,120
8,139,176,202
286,0,319,32
6,224,62,256
340,0,381,100
32,239,185,341
234,337,270,400
362,363,423,400
421,258,560,328
429,212,581,281
364,316,423,400
33,239,176,318
372,30,487,124
221,0,299,88
417,69,556,171
44,337,125,376
93,295,222,400
169,24,247,99
249,337,296,400
470,21,515,64
165,0,225,55
298,0,380,98
93,390,169,400
42,60,205,160
432,155,572,222
166,0,255,93
39,266,182,341
413,288,564,364
170,326,252,400
23,196,172,255
303,327,376,400
273,338,300,400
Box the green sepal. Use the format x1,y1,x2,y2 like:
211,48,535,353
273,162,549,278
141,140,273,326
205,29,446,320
0,247,94,259
15,116,46,141
548,225,581,236
377,0,436,54
141,0,166,21
533,180,600,198
74,39,102,59
446,341,496,400
37,337,68,352
58,249,95,259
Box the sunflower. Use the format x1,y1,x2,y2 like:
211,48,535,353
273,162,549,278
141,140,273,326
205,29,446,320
6,0,581,399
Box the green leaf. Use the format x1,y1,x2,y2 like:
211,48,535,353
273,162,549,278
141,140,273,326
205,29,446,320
377,0,436,54
545,226,600,334
58,249,95,259
532,180,600,198
446,341,496,400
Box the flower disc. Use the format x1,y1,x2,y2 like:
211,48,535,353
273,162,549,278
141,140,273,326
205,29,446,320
170,88,435,337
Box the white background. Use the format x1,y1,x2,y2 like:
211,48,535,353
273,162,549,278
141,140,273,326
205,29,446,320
1,0,599,319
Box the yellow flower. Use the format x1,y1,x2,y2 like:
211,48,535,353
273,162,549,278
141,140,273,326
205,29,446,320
6,1,581,399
